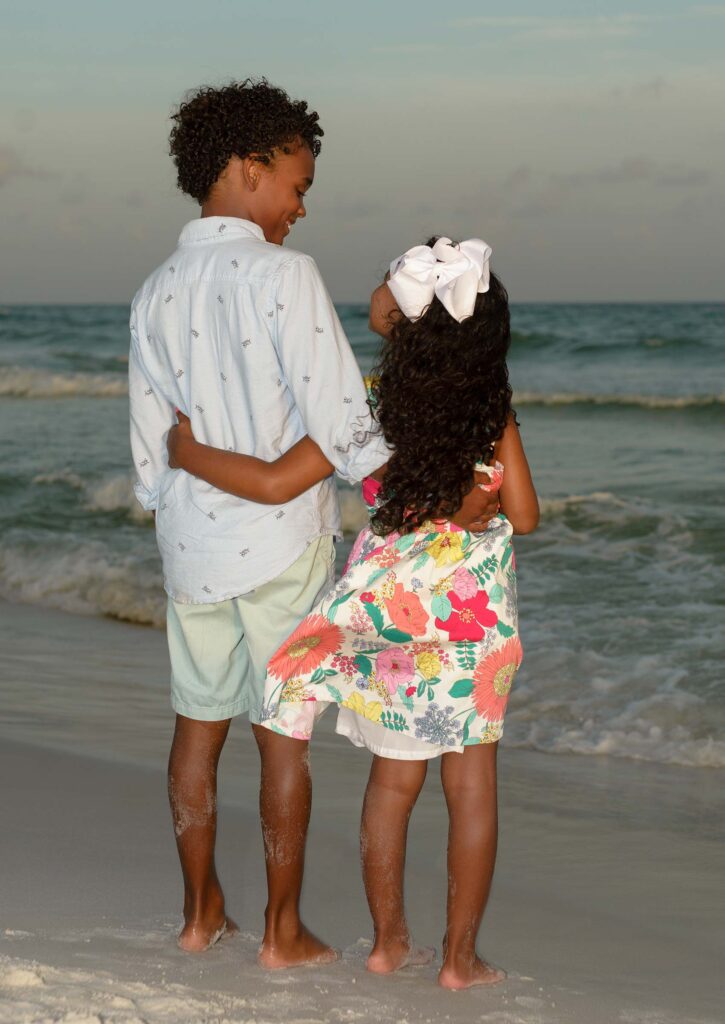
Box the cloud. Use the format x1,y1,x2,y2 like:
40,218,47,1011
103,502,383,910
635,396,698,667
0,145,48,188
451,14,653,41
506,158,711,219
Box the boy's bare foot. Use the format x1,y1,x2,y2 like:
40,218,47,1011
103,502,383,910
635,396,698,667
178,915,239,953
367,937,436,974
438,954,506,990
258,925,339,970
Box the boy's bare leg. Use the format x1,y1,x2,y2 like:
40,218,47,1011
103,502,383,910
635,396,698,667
253,725,338,969
438,742,505,989
360,755,435,973
168,714,238,952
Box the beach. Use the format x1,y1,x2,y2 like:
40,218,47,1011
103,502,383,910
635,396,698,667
1,599,723,1024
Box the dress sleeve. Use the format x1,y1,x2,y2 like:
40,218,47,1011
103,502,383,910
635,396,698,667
128,310,175,511
273,255,391,483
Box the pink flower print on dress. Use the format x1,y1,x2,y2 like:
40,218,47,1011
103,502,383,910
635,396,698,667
384,583,429,636
472,637,522,721
452,566,478,601
376,648,415,694
435,590,498,642
268,614,343,681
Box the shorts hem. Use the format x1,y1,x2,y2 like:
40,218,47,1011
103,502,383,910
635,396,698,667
171,694,252,722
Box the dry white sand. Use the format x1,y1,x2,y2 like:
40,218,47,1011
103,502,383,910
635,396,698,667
0,600,723,1024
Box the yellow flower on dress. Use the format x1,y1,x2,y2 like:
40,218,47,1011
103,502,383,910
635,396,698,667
279,678,311,703
342,691,383,722
426,532,465,567
415,651,442,679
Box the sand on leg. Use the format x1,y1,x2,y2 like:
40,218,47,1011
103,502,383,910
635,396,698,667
253,724,338,969
360,754,435,973
437,741,505,989
168,714,238,952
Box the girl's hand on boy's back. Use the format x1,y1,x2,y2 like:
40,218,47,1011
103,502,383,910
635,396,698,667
167,411,194,469
450,471,500,532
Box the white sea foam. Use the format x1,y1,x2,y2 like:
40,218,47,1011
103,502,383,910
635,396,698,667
515,390,724,409
85,474,152,523
0,955,252,1024
0,542,165,628
0,366,127,398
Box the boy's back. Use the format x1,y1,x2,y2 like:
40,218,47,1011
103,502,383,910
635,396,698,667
130,215,386,604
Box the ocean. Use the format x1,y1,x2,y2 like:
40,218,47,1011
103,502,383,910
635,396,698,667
1,302,723,768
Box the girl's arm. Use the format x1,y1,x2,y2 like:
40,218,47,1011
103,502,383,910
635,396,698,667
167,413,335,504
495,417,539,534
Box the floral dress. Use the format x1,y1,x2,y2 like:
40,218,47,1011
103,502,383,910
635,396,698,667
259,462,523,756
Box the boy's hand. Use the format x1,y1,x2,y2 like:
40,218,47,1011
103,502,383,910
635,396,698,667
451,471,500,533
167,410,195,469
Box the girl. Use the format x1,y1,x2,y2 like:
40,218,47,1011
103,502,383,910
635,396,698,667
168,236,539,989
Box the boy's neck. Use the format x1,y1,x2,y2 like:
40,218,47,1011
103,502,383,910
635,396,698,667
200,196,256,222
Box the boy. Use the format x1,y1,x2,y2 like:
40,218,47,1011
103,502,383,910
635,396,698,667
129,78,496,967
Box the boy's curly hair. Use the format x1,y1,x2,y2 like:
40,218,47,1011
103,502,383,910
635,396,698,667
169,78,323,202
370,239,514,536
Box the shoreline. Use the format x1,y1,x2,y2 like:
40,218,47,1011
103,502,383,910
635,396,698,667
1,600,723,1023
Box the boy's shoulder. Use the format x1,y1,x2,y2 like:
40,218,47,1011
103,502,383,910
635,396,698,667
131,231,318,311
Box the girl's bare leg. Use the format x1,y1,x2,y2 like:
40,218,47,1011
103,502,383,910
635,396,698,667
438,741,505,989
168,714,238,952
361,754,435,973
253,725,338,969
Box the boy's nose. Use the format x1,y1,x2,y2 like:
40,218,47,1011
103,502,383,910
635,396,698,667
297,202,306,218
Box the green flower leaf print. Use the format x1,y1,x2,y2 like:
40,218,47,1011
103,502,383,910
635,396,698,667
381,626,413,643
448,678,474,698
354,653,373,677
363,600,385,635
473,555,499,584
489,583,504,603
326,683,343,703
411,552,429,571
501,543,513,569
432,594,452,621
394,533,417,553
455,641,477,671
327,589,356,622
462,709,478,743
398,684,415,712
496,621,516,638
380,710,410,732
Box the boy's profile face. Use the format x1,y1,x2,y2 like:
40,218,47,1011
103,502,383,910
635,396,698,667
252,141,315,246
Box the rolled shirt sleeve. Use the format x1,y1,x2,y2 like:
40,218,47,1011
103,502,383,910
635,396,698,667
273,255,391,484
128,316,175,511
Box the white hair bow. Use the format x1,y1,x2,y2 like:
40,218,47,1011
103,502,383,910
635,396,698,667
387,237,492,323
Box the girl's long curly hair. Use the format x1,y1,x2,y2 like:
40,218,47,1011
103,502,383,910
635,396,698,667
369,238,514,536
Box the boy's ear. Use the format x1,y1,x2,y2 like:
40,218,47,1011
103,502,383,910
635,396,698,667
241,155,263,191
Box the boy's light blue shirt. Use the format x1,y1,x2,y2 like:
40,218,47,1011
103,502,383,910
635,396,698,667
129,216,389,604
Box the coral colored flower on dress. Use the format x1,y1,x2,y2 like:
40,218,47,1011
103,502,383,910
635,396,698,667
472,638,523,721
385,583,429,636
376,647,415,693
426,531,465,567
268,614,343,680
435,590,498,641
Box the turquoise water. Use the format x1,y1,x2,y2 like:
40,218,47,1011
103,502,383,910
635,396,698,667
1,302,723,767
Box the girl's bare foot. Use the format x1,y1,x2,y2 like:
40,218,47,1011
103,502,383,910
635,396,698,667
258,925,339,970
178,914,239,953
438,954,506,990
367,937,436,974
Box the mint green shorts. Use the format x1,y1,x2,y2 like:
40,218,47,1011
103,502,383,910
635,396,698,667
167,535,335,723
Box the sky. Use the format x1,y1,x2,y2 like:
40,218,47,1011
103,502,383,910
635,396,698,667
1,0,724,303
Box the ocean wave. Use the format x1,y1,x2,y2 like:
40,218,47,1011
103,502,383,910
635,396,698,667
84,474,152,524
0,539,165,628
0,367,127,398
514,391,724,409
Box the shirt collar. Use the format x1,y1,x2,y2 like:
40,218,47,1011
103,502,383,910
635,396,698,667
178,216,266,246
